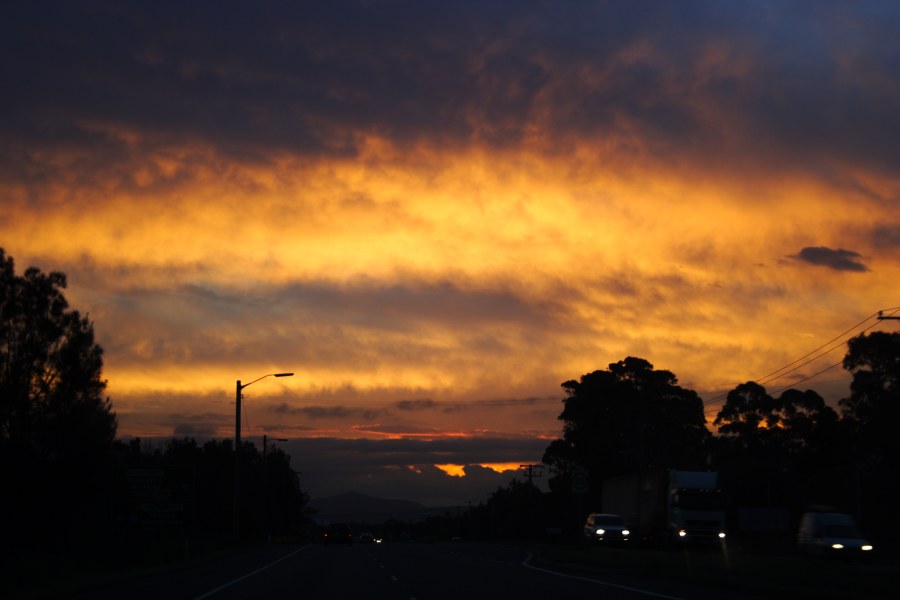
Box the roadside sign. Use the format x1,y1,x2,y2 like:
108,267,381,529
572,467,589,494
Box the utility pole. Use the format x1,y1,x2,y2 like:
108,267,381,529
519,464,544,540
519,463,544,485
234,379,243,540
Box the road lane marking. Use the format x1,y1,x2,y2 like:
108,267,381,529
193,546,309,599
521,553,684,600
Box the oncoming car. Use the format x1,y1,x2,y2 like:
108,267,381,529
583,513,630,545
358,531,374,543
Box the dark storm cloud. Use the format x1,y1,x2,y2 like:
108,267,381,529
169,412,231,438
91,277,562,372
395,399,436,411
872,225,900,249
272,403,379,421
172,422,219,437
291,436,547,466
3,1,899,188
280,279,549,330
791,246,868,272
353,424,444,436
119,434,549,505
263,395,558,431
302,460,519,507
283,436,549,504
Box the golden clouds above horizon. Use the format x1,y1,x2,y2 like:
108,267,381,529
2,133,897,440
9,135,887,282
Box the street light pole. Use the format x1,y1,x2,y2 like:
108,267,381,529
234,372,293,540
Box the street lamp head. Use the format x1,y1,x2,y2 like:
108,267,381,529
238,372,294,390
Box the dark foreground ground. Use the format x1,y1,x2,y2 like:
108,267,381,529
535,540,898,600
6,537,899,600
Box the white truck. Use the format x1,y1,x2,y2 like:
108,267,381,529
601,469,727,544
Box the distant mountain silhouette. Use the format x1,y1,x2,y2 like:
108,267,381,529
308,492,440,524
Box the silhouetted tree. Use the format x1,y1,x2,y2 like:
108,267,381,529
543,357,709,514
840,331,900,468
840,331,900,537
0,248,116,450
713,382,842,513
714,382,839,449
262,444,310,538
0,249,117,567
469,478,545,541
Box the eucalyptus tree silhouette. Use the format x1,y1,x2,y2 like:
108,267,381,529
543,357,709,508
0,248,117,566
713,382,841,511
841,331,900,467
840,331,900,537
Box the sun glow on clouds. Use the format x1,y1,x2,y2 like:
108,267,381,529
7,135,884,288
436,463,524,477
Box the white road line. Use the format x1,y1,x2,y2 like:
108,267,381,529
521,553,685,600
193,546,309,599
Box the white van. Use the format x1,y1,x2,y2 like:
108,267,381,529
797,512,874,557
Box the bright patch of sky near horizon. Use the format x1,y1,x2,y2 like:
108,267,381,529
2,2,899,492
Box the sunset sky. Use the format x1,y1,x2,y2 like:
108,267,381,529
3,1,899,505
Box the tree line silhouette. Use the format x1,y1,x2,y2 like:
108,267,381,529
404,346,898,548
2,246,898,588
109,437,310,555
0,249,311,588
467,345,898,548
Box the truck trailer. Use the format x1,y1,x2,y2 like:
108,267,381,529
601,469,727,545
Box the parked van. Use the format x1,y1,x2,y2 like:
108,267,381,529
797,511,873,557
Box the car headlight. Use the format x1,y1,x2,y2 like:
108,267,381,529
831,543,844,550
678,530,687,537
862,545,873,551
718,532,726,539
622,530,630,536
596,528,605,535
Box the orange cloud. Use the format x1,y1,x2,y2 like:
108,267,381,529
435,463,525,477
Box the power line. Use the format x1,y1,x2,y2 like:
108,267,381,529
757,309,900,385
769,360,843,396
702,306,900,409
752,311,881,384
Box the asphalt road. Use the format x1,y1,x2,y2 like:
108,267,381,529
48,541,762,600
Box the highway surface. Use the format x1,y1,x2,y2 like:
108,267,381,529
56,541,761,600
